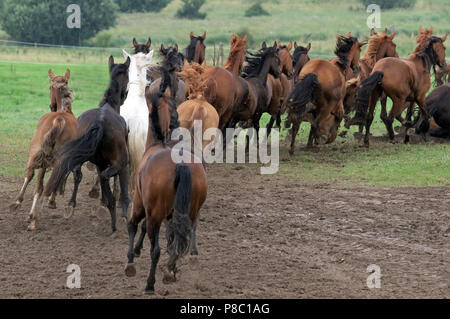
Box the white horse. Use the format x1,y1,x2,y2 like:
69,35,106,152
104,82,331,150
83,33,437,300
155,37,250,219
120,49,153,187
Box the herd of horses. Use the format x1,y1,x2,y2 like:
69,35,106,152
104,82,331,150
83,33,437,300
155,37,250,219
8,27,449,294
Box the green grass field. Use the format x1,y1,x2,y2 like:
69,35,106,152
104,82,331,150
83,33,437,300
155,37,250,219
0,0,449,186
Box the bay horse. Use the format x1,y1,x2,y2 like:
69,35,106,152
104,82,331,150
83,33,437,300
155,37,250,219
124,67,207,294
43,56,131,232
240,41,281,139
284,35,365,154
120,50,154,187
184,32,206,64
10,69,78,231
202,34,249,132
347,27,447,146
177,61,219,150
435,64,450,86
416,83,450,138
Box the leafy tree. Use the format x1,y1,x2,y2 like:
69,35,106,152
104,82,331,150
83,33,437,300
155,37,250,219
176,0,206,20
116,0,172,13
0,0,118,45
358,0,416,9
244,0,279,17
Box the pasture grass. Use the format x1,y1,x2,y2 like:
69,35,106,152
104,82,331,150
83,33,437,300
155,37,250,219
0,61,449,187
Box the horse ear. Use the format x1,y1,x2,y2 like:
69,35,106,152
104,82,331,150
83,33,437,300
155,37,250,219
122,49,130,60
108,56,114,72
294,42,298,49
190,32,194,40
64,69,70,81
202,32,206,40
429,26,433,34
287,41,293,51
243,35,248,43
124,57,131,68
390,32,396,40
146,37,152,48
262,42,267,49
146,50,154,62
442,34,447,42
174,44,179,52
419,26,424,33
160,44,165,53
133,38,138,48
306,43,311,52
48,69,55,79
370,28,375,36
359,41,367,48
273,41,277,49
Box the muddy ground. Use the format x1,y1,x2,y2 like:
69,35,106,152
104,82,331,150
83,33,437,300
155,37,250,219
0,158,449,299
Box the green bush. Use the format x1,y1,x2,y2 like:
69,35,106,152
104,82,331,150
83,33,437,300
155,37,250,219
176,0,206,20
237,27,256,48
116,0,172,13
358,0,416,9
245,2,270,17
0,0,118,45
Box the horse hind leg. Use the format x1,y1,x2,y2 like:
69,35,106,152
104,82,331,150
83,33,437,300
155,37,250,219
27,168,46,231
10,167,35,212
88,175,100,199
118,166,130,221
64,165,83,219
134,220,147,258
289,116,302,155
190,219,199,255
364,91,381,147
145,217,161,295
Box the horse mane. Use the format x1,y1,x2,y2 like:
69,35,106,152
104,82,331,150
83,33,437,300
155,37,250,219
410,34,443,70
178,63,207,100
361,32,387,69
50,78,73,112
242,46,277,78
224,36,247,70
185,36,204,63
292,46,308,66
334,35,358,70
99,65,126,108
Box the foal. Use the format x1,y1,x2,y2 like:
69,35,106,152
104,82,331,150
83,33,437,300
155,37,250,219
10,69,78,231
43,57,131,232
125,68,207,294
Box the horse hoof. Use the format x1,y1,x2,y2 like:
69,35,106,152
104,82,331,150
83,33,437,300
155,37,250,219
134,249,141,258
124,263,136,277
9,202,21,212
64,206,75,219
27,220,36,231
47,201,57,210
162,271,176,284
144,288,155,295
88,189,100,199
190,250,199,256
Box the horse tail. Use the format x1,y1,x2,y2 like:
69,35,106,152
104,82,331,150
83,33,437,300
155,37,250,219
286,73,320,118
44,116,105,196
127,116,147,180
353,71,384,123
169,163,193,258
41,116,66,157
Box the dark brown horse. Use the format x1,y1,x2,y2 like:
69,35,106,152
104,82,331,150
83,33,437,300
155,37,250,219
43,57,131,232
133,37,152,54
416,83,450,138
239,42,281,138
202,34,249,131
10,69,78,231
347,27,447,146
184,32,206,64
284,35,365,154
124,67,207,294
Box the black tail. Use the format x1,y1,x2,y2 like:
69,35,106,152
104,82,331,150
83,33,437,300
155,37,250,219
44,118,104,196
353,71,384,123
168,164,193,258
286,73,319,118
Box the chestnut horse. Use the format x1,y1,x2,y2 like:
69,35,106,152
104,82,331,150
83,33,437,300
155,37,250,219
184,32,206,64
284,35,365,154
177,61,219,150
348,27,447,146
124,67,207,294
10,69,78,231
202,34,249,131
43,57,131,232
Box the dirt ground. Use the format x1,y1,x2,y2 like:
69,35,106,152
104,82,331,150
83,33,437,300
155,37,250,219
0,160,449,299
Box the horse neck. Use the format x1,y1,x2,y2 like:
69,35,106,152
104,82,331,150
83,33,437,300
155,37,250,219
225,51,244,76
254,59,272,84
409,53,432,74
101,82,122,112
127,63,147,98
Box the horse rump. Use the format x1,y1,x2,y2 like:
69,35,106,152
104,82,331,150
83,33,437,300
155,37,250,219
167,163,193,258
44,118,105,197
32,116,67,169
